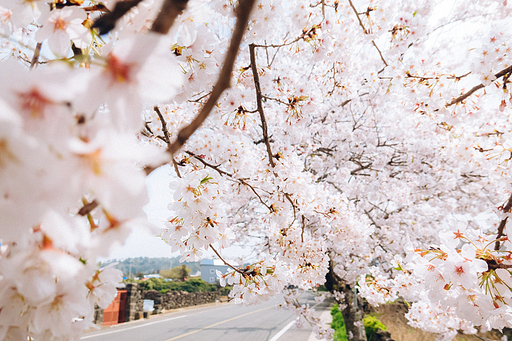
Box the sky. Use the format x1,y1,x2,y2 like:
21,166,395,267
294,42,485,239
104,164,251,263
104,165,179,260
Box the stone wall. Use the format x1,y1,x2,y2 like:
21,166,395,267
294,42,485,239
94,284,221,324
144,289,221,314
125,283,144,322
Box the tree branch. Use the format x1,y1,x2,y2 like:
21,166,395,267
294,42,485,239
153,106,171,143
78,199,98,216
495,193,512,250
447,65,512,107
167,0,256,155
92,0,144,35
30,42,42,70
150,0,189,35
347,0,387,68
185,151,272,211
249,43,275,168
210,244,244,274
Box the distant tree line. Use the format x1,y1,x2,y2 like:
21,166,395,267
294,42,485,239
101,257,200,277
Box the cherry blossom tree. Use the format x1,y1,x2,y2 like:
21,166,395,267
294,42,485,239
1,0,512,340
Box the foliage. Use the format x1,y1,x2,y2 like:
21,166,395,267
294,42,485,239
331,304,348,341
137,278,219,294
220,285,232,296
160,265,192,281
330,306,388,341
363,315,387,341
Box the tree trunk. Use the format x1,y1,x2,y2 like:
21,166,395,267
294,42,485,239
325,259,367,341
340,284,367,341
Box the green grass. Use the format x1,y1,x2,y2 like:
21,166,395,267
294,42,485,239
330,305,387,341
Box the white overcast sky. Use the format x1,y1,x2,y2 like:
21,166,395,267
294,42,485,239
104,165,250,263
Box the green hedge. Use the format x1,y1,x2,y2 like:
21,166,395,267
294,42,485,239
330,305,387,341
136,278,219,294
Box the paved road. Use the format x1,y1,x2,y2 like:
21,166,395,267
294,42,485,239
81,292,331,341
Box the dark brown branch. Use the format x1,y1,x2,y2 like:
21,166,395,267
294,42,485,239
78,199,98,216
185,151,232,177
301,215,306,243
495,194,512,250
188,91,212,103
172,158,182,178
347,0,367,34
249,44,275,168
487,261,512,271
372,41,388,68
347,0,388,68
447,65,512,107
185,151,272,211
167,0,256,155
153,106,171,143
30,42,42,70
153,107,181,178
150,0,189,35
210,244,244,275
284,193,297,225
92,0,144,35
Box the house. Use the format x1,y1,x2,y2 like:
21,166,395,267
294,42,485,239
200,259,231,283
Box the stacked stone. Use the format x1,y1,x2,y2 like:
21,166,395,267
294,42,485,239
159,290,221,310
143,290,163,315
93,304,103,325
125,283,144,321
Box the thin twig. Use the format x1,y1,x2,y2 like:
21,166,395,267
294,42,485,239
167,0,256,155
185,151,232,177
301,215,306,243
347,0,388,68
249,44,275,168
447,65,512,107
153,107,181,178
172,158,182,178
284,193,297,225
372,41,388,68
30,42,42,69
347,0,367,33
239,179,272,211
185,151,272,211
78,199,98,216
495,193,512,250
210,244,244,274
153,106,171,143
188,91,212,103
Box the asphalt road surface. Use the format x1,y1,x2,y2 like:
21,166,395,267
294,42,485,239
81,292,331,341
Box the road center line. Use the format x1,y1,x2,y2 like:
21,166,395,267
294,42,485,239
80,315,188,339
165,305,273,341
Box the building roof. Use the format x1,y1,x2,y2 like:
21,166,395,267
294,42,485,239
200,259,232,266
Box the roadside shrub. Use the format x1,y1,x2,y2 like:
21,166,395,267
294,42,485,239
363,315,387,341
330,305,387,341
331,304,348,341
137,278,218,294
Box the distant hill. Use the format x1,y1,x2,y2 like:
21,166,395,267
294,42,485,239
100,257,200,278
